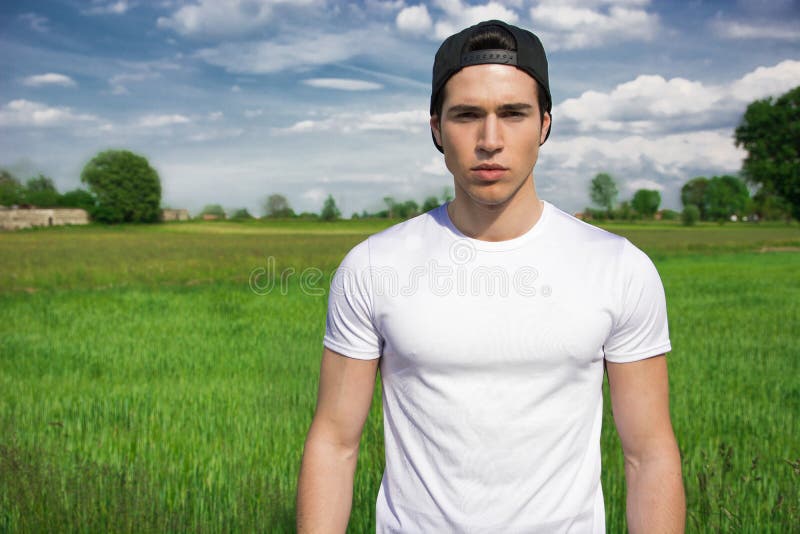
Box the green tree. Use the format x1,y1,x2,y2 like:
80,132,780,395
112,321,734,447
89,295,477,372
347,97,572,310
706,175,750,221
320,194,341,221
262,194,294,218
631,189,661,219
615,200,634,221
58,188,96,212
422,196,440,212
681,177,710,221
396,199,419,219
735,85,800,220
199,204,226,218
0,169,23,206
441,186,454,203
590,173,618,215
751,189,792,221
81,150,161,223
383,196,396,218
23,174,60,207
681,205,700,226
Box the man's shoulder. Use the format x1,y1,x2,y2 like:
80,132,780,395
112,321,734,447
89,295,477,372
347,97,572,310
338,206,447,268
372,205,446,242
545,201,628,251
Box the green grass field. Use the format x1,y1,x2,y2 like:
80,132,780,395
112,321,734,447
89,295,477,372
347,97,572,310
1,220,798,532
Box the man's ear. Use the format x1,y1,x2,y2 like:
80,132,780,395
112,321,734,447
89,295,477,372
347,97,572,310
430,115,443,147
539,111,551,146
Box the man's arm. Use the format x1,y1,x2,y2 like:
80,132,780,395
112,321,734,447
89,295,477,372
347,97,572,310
296,347,379,533
606,355,685,533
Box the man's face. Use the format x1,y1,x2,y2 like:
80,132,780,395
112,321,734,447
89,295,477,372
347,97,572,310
430,64,550,209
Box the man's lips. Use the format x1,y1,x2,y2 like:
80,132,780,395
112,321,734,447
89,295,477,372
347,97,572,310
471,164,508,180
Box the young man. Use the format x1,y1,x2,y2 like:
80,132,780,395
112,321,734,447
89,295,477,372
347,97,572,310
297,20,685,533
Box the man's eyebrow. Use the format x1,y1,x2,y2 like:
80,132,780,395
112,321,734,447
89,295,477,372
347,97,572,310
498,103,534,111
447,104,483,114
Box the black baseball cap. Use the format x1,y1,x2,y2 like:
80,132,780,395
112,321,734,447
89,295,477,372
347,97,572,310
430,19,552,152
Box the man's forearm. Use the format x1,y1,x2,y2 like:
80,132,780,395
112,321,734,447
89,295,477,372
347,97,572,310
625,449,685,534
296,428,359,534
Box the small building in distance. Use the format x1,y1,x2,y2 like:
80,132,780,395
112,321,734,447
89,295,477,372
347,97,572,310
0,206,90,230
162,208,190,222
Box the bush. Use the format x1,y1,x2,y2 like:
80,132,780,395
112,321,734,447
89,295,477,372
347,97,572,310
660,209,679,221
58,189,96,212
230,208,254,220
23,175,60,207
199,204,226,219
0,170,23,206
682,205,700,226
583,207,607,221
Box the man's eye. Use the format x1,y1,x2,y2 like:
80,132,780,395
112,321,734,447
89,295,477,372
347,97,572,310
456,112,477,119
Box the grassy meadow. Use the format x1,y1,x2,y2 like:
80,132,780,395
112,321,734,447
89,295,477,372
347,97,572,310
1,219,799,532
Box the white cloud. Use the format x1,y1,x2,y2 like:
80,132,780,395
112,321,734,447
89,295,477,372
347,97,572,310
303,78,383,91
366,0,405,12
158,0,318,38
83,1,132,15
19,13,49,33
433,1,520,40
360,110,429,132
711,16,800,41
137,114,191,127
231,85,242,92
302,187,327,204
208,111,224,121
275,109,429,135
22,73,77,88
625,178,664,192
188,128,244,142
278,119,319,133
530,1,659,50
196,30,369,74
397,5,433,34
729,60,800,103
554,60,800,134
109,72,155,95
107,59,181,95
244,108,264,118
422,155,449,175
0,100,99,127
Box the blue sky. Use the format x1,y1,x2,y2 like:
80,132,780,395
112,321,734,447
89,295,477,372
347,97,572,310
1,0,798,216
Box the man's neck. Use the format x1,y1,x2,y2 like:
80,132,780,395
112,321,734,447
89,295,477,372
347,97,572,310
447,179,544,242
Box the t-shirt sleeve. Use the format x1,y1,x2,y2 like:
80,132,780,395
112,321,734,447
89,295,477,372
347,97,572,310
323,239,383,360
603,239,671,363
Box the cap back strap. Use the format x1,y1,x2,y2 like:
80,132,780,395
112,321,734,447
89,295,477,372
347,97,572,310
460,49,517,67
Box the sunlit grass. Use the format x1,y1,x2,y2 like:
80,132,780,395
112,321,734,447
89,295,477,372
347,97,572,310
1,220,798,532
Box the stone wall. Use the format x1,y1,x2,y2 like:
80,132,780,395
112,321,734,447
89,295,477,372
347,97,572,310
162,208,190,221
0,207,90,230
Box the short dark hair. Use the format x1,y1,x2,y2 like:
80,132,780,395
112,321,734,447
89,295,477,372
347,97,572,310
431,23,549,125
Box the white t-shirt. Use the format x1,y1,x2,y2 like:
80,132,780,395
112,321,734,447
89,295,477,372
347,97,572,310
324,200,671,533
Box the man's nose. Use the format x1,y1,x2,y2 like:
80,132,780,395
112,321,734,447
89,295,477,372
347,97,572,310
477,114,503,154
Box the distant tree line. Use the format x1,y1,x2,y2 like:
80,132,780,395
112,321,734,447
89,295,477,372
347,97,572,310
585,172,674,222
1,149,162,224
251,187,455,223
585,171,758,226
1,170,95,212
